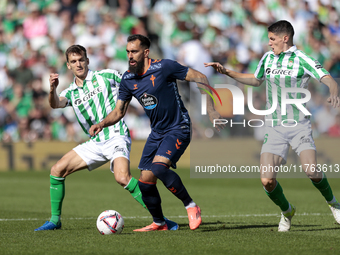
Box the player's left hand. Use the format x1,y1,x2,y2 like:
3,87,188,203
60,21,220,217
208,109,225,132
327,95,340,108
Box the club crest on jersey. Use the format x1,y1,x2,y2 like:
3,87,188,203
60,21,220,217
288,60,293,68
74,86,103,106
140,92,158,110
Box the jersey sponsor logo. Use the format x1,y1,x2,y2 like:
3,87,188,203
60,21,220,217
265,68,293,76
140,92,158,110
74,86,103,106
277,62,282,68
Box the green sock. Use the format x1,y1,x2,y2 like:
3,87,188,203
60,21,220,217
125,177,147,210
264,181,290,212
50,175,65,225
312,173,334,202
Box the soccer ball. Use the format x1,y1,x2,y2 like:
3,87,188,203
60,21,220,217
96,210,124,235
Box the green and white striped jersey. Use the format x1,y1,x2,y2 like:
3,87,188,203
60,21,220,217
254,46,329,126
59,69,130,142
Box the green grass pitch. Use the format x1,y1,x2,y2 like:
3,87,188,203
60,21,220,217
1,169,340,255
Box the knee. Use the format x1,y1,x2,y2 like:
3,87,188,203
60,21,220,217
309,171,322,182
139,170,157,183
115,174,130,187
261,178,276,192
151,162,169,178
302,161,323,180
51,161,69,178
51,162,64,177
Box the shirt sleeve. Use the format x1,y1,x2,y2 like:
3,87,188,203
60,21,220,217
299,53,329,81
118,77,133,102
59,88,72,106
254,52,270,81
161,59,189,80
97,69,122,88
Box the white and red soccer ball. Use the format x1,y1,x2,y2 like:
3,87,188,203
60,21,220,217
96,210,124,235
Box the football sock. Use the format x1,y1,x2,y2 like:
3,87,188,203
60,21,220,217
264,181,290,212
124,177,147,209
282,203,292,215
327,196,337,204
185,201,197,209
138,180,165,224
312,173,334,202
50,175,65,225
151,162,193,207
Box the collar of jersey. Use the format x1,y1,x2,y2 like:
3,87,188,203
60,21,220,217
70,69,94,89
282,45,297,54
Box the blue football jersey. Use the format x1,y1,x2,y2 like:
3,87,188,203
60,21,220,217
118,59,190,133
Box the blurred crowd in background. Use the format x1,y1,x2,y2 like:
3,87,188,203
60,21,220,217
0,0,340,143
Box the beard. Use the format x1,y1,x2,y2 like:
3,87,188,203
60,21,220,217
129,59,144,74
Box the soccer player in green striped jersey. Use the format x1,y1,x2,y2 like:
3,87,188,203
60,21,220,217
205,20,340,232
35,45,178,231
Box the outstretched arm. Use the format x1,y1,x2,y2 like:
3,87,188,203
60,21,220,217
89,99,130,136
185,68,225,131
204,62,263,87
321,75,340,108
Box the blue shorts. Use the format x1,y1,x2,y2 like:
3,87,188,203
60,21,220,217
138,128,191,170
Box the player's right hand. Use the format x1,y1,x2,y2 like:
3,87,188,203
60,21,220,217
49,73,59,90
89,123,103,137
208,109,226,132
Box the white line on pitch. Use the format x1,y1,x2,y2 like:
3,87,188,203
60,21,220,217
0,212,331,221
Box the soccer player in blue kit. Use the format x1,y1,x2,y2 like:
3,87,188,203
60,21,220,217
89,34,223,231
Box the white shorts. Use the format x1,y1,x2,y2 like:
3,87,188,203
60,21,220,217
73,136,131,173
261,119,316,164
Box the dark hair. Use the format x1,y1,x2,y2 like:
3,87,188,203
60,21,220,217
65,45,87,62
127,34,151,49
268,20,294,39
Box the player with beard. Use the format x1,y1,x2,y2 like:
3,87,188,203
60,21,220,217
35,44,179,231
89,34,223,231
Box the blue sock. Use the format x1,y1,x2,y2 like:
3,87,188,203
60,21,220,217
138,180,164,224
151,162,192,207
